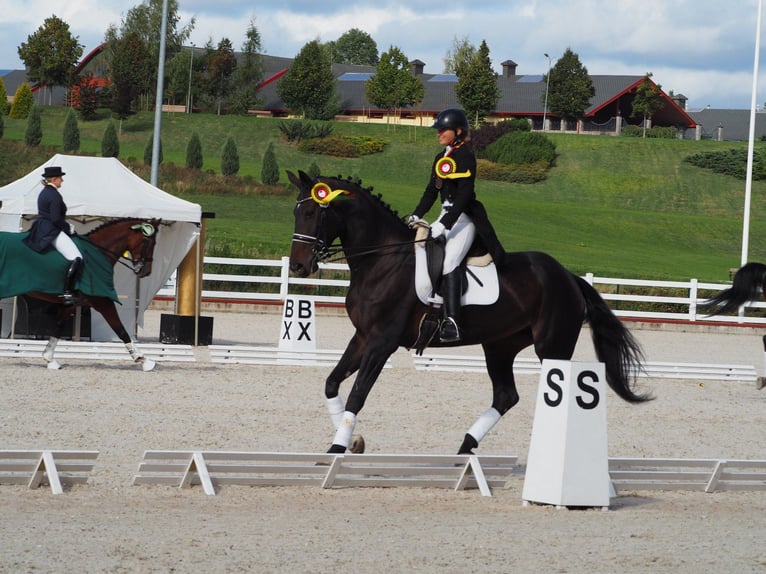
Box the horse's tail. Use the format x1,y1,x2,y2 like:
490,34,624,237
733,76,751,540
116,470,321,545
701,262,766,316
574,274,652,403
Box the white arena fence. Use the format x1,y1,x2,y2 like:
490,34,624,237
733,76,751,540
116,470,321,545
155,256,766,327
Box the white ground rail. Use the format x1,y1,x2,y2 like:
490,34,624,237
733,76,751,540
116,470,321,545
0,450,99,494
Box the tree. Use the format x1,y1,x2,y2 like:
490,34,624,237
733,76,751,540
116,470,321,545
0,78,9,115
443,36,476,74
261,142,279,184
365,46,424,119
62,107,80,152
542,47,595,123
228,17,264,115
144,133,162,166
17,15,83,104
455,40,500,127
101,120,120,158
0,114,4,139
221,136,239,176
277,40,338,120
110,32,152,119
25,105,43,146
72,72,99,120
185,132,203,169
207,38,237,115
329,29,378,65
9,83,34,119
104,0,195,109
631,73,666,138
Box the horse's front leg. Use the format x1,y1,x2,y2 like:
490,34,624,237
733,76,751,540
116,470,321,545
326,333,397,454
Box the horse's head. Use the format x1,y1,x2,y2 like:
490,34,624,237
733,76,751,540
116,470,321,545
125,219,160,278
288,170,352,277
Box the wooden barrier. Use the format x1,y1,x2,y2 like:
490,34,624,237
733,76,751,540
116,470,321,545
0,339,195,363
209,345,392,368
609,458,766,492
412,352,757,382
0,450,99,494
132,451,519,496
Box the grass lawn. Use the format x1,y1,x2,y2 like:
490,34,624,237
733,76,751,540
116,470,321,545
2,107,766,282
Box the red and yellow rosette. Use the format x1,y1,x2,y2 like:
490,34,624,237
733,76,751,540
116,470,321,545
435,157,472,180
310,182,349,205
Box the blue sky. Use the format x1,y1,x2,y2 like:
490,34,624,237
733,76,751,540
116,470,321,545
1,0,764,110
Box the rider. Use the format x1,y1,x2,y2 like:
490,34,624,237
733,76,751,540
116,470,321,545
408,108,505,343
23,166,83,304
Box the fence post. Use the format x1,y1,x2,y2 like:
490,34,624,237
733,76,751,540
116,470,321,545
585,273,594,285
280,256,291,301
689,278,698,321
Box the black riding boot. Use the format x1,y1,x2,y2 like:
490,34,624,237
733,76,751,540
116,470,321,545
439,270,462,342
62,257,83,305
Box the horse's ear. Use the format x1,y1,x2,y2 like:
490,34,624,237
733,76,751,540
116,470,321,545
287,171,301,189
299,170,314,186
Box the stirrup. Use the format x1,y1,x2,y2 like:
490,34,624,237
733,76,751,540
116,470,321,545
439,317,461,343
61,292,81,305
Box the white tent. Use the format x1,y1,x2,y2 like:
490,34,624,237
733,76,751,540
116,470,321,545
0,154,202,341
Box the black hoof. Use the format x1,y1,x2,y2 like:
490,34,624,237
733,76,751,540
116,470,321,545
327,444,346,454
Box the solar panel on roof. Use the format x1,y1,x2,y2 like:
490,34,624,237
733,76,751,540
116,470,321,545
429,74,458,83
517,75,544,83
338,72,373,81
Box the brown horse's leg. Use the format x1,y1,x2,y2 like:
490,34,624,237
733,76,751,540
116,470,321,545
89,298,156,371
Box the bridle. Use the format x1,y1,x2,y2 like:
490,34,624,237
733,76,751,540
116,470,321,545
90,222,157,274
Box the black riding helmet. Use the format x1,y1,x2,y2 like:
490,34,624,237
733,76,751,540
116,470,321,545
432,108,470,134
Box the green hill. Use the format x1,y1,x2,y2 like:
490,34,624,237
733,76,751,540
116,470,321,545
1,107,765,282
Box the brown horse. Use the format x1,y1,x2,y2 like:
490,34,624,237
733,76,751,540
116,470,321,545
9,218,161,370
288,171,650,455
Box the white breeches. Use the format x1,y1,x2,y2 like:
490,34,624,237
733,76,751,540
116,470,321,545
54,231,83,261
439,208,475,274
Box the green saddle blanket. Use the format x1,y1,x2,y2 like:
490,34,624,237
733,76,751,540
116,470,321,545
0,232,119,302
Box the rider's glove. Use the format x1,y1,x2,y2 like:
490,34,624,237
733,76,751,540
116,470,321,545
430,221,446,239
68,223,76,235
407,214,421,228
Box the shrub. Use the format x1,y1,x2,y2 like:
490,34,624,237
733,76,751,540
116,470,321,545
221,136,240,176
483,131,556,167
298,135,387,158
143,133,163,166
307,160,321,179
473,119,530,155
684,147,766,180
185,132,203,170
477,158,549,183
622,124,678,139
101,120,119,158
278,120,333,142
0,78,9,116
62,108,80,153
9,82,33,119
261,141,279,184
0,114,4,140
24,105,42,146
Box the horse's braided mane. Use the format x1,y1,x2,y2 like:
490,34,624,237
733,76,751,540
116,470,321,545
329,174,402,222
87,217,147,235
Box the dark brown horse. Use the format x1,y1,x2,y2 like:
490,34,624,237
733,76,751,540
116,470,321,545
288,171,650,455
12,218,161,370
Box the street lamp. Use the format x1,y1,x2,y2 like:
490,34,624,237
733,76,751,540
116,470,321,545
542,53,552,132
186,43,195,114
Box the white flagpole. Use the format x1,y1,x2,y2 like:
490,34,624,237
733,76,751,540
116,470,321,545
742,0,763,267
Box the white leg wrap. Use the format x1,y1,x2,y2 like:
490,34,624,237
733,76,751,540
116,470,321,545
331,411,357,448
43,337,58,363
467,408,502,443
326,396,345,430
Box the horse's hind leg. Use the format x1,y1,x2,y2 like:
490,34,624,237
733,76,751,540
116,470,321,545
457,338,526,454
92,299,155,371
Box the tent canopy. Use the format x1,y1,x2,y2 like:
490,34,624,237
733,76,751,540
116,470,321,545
0,154,202,341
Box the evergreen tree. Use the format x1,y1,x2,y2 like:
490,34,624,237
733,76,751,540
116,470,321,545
220,136,239,176
185,131,203,169
455,40,500,127
24,105,42,146
277,40,338,120
62,107,80,152
9,82,34,119
542,47,595,123
0,114,4,140
261,142,279,184
101,120,120,158
307,160,321,179
144,133,163,166
0,78,9,115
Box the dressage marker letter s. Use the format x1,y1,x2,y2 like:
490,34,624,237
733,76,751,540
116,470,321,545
279,297,316,351
523,359,611,509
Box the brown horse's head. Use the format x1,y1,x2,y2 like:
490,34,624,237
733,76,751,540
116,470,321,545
87,218,161,278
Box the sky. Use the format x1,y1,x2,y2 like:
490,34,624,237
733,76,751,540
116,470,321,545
1,0,765,111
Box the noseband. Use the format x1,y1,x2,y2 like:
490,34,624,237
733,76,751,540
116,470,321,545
292,196,331,262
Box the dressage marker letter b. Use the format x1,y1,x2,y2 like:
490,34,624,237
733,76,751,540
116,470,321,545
522,359,611,509
279,298,316,351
